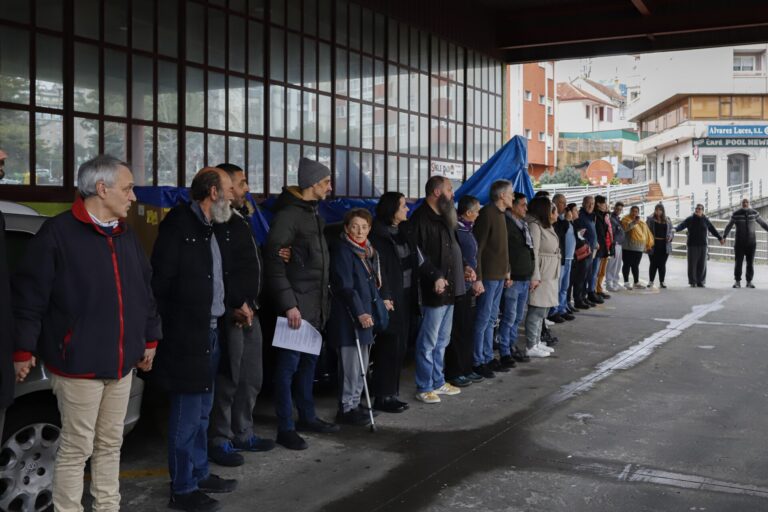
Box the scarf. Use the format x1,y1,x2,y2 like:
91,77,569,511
621,215,655,251
342,233,382,289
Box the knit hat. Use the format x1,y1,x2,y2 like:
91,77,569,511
298,157,331,189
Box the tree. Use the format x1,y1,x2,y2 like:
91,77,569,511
539,166,584,187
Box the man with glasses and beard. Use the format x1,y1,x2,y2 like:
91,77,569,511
409,176,464,404
152,168,238,512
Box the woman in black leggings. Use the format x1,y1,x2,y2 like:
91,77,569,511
646,203,674,289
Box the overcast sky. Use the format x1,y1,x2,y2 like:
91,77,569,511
555,55,640,84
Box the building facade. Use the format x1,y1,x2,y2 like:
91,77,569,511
0,0,504,201
507,61,555,180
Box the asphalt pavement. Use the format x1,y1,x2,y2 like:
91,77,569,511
117,256,768,512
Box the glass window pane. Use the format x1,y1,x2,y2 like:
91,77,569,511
348,101,360,148
269,85,285,137
362,104,373,149
349,151,360,196
208,72,226,130
229,76,246,132
410,28,419,70
335,149,347,195
103,50,127,117
304,38,317,89
409,114,418,155
303,145,317,160
387,155,397,192
248,0,265,17
74,117,99,182
420,33,429,73
336,1,347,47
36,35,63,110
0,28,29,104
185,131,204,184
74,0,99,39
387,109,397,152
133,0,154,52
34,114,63,186
419,73,428,115
269,141,284,192
248,81,264,135
286,143,300,186
374,60,385,105
229,15,246,73
74,44,98,113
248,21,264,77
131,124,153,185
207,134,225,167
132,55,153,120
409,158,418,198
186,1,205,64
318,43,331,92
387,64,397,108
336,48,347,95
335,98,347,146
157,128,178,186
361,152,372,197
374,107,385,151
419,116,428,156
271,0,285,25
387,21,398,63
419,159,428,193
318,0,331,40
374,153,385,195
247,138,264,193
348,3,360,50
362,8,373,54
374,14,385,58
318,94,331,144
208,8,226,68
158,0,178,56
409,71,418,111
0,109,29,184
303,91,317,143
270,28,285,82
158,61,178,124
104,0,128,45
104,121,127,161
349,52,361,100
0,0,28,22
286,0,300,30
398,112,408,153
399,23,408,65
457,122,464,160
399,67,408,110
228,136,245,168
466,125,473,162
286,33,301,86
318,147,331,178
398,157,407,195
304,0,317,36
186,67,204,127
287,87,301,140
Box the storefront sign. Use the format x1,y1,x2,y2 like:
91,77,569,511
706,125,768,138
693,138,768,147
430,161,464,180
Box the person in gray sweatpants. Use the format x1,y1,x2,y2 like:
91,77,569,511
208,163,275,467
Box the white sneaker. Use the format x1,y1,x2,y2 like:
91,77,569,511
649,283,658,290
537,343,555,353
624,282,632,290
527,346,550,358
634,282,646,289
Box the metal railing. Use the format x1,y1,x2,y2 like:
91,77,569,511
670,217,768,264
538,183,650,206
635,180,765,219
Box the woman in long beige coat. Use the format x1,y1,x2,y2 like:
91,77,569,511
525,197,561,358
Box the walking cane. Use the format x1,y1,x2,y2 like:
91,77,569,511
347,307,377,432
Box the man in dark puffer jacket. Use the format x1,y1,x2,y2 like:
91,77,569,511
723,198,768,288
264,158,339,451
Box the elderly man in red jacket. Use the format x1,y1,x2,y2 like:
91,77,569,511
13,155,161,512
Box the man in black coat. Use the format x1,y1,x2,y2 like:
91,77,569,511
264,158,338,451
152,168,238,512
723,198,768,288
0,149,12,442
674,204,724,288
206,163,275,467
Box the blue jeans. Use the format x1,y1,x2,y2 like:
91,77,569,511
274,348,319,432
554,260,572,315
168,328,220,495
472,279,505,366
498,280,529,357
415,305,454,393
588,252,600,292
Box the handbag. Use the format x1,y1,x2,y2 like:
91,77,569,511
370,286,390,334
575,243,591,262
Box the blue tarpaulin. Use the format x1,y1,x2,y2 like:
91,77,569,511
133,136,531,245
454,135,533,204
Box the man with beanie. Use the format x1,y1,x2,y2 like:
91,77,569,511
723,198,768,288
674,204,724,287
264,157,339,450
207,163,275,468
471,180,512,377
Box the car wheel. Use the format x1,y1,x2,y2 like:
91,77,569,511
0,404,61,512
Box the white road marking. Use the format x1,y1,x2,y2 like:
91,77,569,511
694,320,768,329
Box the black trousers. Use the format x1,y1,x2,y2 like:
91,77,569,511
444,293,475,380
622,249,643,283
734,242,756,283
370,292,411,398
687,245,708,286
648,247,669,284
572,255,591,303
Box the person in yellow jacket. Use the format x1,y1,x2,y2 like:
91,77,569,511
620,206,654,289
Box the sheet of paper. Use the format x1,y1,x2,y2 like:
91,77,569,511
271,316,323,356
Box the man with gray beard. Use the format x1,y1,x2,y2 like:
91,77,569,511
152,168,238,512
409,176,464,404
